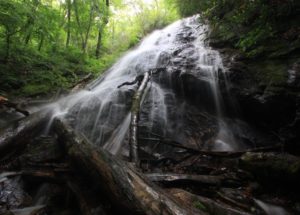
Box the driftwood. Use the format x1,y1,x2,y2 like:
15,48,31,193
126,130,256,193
54,118,202,215
0,109,52,159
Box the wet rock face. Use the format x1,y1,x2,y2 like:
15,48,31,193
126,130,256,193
155,35,224,114
170,72,219,113
213,42,300,154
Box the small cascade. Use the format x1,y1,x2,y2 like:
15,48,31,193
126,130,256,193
50,15,255,155
254,199,290,215
191,24,241,151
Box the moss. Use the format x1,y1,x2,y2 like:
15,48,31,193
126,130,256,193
240,152,300,186
248,60,288,86
193,201,207,212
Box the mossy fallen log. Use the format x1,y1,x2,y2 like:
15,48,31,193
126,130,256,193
168,188,252,215
54,118,202,215
146,173,224,186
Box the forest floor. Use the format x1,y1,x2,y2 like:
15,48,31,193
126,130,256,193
0,114,300,215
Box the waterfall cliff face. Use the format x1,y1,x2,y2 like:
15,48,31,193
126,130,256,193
51,15,268,156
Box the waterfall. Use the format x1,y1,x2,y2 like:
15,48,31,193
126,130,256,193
50,15,247,155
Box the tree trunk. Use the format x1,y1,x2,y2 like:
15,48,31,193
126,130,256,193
95,29,102,58
129,72,150,164
5,32,11,64
95,0,109,58
38,34,44,51
23,0,40,46
66,0,72,48
83,4,94,53
73,0,84,48
54,118,201,215
24,33,31,45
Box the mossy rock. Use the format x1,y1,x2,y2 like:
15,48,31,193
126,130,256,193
247,59,289,87
240,152,300,187
208,22,238,48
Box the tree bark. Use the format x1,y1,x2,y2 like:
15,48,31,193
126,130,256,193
54,118,201,215
129,72,150,164
146,173,224,186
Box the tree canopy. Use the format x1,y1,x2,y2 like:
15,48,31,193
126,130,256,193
0,0,178,96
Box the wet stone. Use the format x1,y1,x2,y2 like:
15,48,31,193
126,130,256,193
0,177,32,212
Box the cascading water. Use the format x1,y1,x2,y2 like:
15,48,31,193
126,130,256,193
49,15,249,156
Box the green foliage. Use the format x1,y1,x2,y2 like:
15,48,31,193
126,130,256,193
104,0,178,53
170,0,299,57
0,0,178,97
237,25,274,52
193,201,207,212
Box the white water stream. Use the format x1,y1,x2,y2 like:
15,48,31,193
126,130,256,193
45,15,242,155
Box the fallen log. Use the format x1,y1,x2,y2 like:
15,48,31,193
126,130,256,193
139,137,282,158
0,170,62,180
0,108,53,159
168,188,252,215
216,191,250,211
145,173,223,186
54,118,202,215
